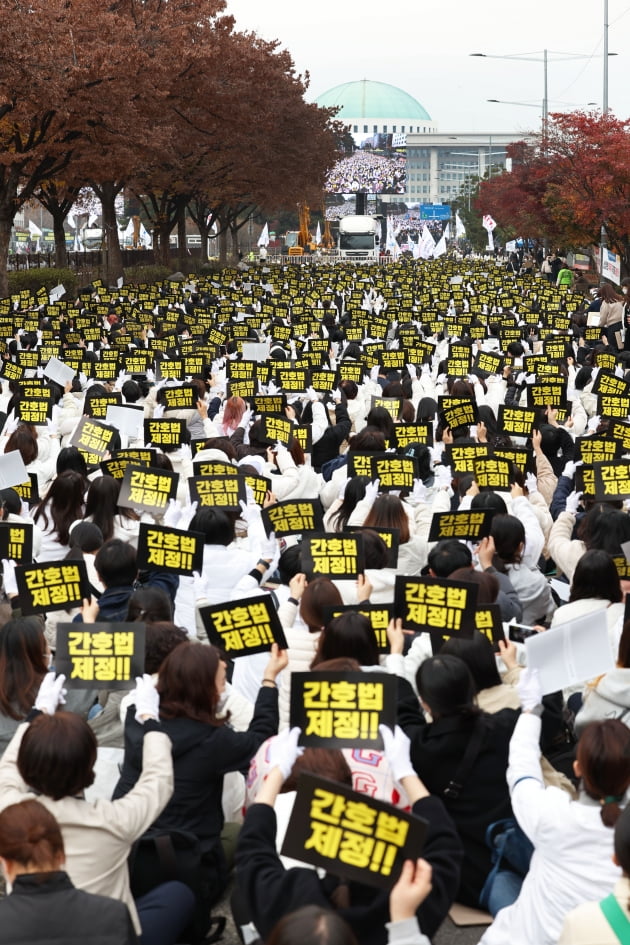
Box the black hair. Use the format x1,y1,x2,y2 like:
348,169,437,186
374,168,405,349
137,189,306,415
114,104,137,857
94,539,137,588
440,631,502,692
427,539,472,577
416,654,480,721
570,549,622,604
189,508,235,547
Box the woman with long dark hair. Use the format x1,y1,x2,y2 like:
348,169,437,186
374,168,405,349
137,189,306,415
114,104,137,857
114,641,286,940
32,471,85,562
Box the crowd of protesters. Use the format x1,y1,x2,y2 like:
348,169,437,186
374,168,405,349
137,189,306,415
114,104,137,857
0,255,628,944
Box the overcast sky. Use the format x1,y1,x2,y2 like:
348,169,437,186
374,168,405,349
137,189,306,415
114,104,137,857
225,0,629,134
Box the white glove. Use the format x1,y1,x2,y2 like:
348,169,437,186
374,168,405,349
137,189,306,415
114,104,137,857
45,418,58,437
79,372,88,388
587,415,601,433
436,372,447,386
370,365,380,382
239,499,259,524
193,570,208,601
146,368,156,382
259,533,280,574
2,559,18,596
267,380,279,395
163,499,181,529
152,404,165,419
379,724,416,782
267,727,304,780
515,372,526,386
178,501,198,531
517,667,543,712
407,363,417,379
434,465,453,489
179,443,192,462
565,490,582,515
331,388,342,404
525,473,538,494
616,364,625,379
36,366,44,379
306,386,320,403
410,479,427,503
389,339,400,350
274,440,288,455
364,479,380,504
133,674,160,723
238,408,253,430
34,673,67,714
562,461,576,480
421,363,430,375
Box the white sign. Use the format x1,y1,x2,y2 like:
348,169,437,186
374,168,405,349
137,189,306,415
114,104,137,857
105,405,144,438
525,610,614,695
44,357,75,388
0,451,29,490
482,214,497,231
48,284,65,303
601,248,621,286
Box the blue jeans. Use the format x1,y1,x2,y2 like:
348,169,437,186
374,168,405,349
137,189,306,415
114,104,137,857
484,868,523,916
137,881,196,945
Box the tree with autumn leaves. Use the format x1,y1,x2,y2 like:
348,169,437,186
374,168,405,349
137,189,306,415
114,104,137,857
476,111,630,274
0,0,338,293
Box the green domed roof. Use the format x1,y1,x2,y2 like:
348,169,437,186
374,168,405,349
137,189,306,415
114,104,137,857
316,80,431,121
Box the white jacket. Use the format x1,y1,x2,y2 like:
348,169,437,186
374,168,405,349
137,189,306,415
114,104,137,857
479,713,621,945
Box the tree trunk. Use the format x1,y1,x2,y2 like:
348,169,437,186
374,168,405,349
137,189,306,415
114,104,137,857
51,210,68,269
176,203,187,271
156,222,172,268
100,182,124,286
219,228,228,264
0,208,12,299
230,225,239,264
197,222,211,262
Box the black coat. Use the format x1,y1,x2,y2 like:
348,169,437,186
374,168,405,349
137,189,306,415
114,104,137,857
397,682,517,907
235,796,462,945
113,686,278,863
0,871,137,945
311,402,351,472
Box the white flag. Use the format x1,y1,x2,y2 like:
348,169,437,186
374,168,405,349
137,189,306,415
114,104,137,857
139,222,152,248
28,220,42,237
482,214,497,231
257,223,269,247
123,218,134,238
443,223,451,241
434,235,447,258
455,213,466,238
315,221,322,245
419,224,435,259
386,218,400,257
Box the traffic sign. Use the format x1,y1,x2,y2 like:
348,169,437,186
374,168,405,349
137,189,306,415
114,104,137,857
420,204,451,221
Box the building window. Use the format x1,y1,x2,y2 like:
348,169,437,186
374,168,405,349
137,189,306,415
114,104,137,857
383,125,387,132
373,125,377,133
401,125,405,132
353,125,358,133
364,125,368,133
392,125,396,132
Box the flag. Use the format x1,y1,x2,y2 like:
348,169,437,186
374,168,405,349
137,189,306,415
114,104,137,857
412,239,421,259
482,214,497,231
28,220,42,237
418,224,435,259
139,222,152,248
455,213,466,238
442,223,451,241
385,217,400,257
67,211,76,230
315,221,322,245
73,232,83,252
433,235,447,258
123,218,134,238
257,223,269,247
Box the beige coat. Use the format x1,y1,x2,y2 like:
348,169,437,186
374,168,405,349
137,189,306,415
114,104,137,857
0,723,173,933
558,878,630,944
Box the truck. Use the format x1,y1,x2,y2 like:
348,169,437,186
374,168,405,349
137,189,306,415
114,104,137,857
338,215,380,261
